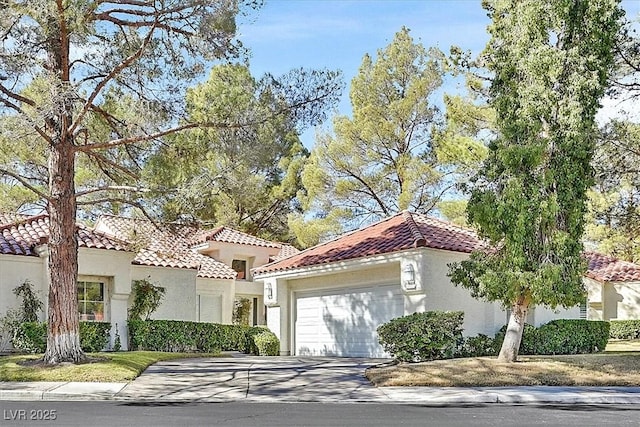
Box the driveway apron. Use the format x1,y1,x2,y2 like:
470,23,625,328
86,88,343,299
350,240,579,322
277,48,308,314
116,355,390,403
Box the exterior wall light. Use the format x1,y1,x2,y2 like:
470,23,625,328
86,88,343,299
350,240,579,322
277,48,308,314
403,264,416,289
266,283,273,300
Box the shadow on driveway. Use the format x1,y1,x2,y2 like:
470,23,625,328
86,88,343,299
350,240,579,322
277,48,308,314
116,355,390,403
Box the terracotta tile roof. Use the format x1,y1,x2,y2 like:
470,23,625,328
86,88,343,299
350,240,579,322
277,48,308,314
255,212,640,284
254,211,485,275
585,252,640,283
0,214,127,256
191,226,282,249
270,244,300,262
95,215,237,279
0,212,30,226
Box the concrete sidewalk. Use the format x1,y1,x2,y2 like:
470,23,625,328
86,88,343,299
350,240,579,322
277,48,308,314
2,355,640,404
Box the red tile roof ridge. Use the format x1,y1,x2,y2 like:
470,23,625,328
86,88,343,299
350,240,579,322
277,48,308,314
402,211,427,248
0,213,48,231
584,251,640,283
255,211,470,274
196,225,282,248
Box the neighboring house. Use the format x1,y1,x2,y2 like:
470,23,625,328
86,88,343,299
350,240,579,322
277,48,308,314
0,213,296,350
253,211,640,358
584,252,640,321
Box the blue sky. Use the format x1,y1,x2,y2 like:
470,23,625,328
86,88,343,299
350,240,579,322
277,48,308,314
237,0,640,147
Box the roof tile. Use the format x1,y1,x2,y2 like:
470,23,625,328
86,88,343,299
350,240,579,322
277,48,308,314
255,212,640,284
0,215,127,256
254,211,485,275
191,226,282,248
585,252,640,283
95,215,238,279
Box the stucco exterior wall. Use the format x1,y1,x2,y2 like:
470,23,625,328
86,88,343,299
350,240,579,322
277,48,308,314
405,248,506,336
0,254,47,350
286,263,399,292
196,277,234,324
605,281,640,320
0,255,47,321
132,266,198,322
201,242,279,282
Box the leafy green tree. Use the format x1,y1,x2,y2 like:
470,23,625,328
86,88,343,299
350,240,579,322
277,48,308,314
584,12,640,262
449,0,622,362
292,27,486,246
586,120,640,262
0,1,338,364
144,64,339,241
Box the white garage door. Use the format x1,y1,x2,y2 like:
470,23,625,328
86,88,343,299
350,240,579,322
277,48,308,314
295,285,403,358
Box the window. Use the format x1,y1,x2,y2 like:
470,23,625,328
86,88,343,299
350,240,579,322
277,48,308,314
78,281,105,321
232,259,247,280
579,301,588,319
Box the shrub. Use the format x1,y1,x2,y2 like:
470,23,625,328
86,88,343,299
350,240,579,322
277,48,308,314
492,320,609,355
377,311,464,362
610,320,640,340
250,328,280,356
12,322,111,353
534,319,609,354
457,334,497,358
232,298,252,326
128,320,280,355
13,322,46,353
0,281,44,349
79,322,111,352
128,279,166,321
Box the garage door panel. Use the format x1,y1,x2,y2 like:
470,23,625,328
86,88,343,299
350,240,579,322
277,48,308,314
295,285,403,358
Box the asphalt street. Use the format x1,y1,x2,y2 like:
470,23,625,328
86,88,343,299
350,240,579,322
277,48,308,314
2,401,640,427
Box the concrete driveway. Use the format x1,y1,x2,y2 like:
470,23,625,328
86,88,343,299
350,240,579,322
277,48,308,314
116,354,390,403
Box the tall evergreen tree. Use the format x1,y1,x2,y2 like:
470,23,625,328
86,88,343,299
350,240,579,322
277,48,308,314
143,64,339,241
0,1,338,364
449,0,622,362
292,27,485,246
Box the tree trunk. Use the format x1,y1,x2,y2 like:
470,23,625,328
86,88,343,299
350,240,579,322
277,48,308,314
42,134,84,364
41,4,85,365
497,295,530,363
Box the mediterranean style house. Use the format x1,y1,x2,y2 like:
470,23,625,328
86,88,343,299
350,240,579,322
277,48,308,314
253,211,640,357
0,213,296,351
2,211,640,357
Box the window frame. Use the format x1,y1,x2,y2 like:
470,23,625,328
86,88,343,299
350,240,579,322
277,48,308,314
232,259,248,280
77,277,109,322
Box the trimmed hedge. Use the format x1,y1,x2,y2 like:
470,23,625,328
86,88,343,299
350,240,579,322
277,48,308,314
456,334,497,358
377,311,464,362
609,320,640,339
128,320,280,355
534,319,609,354
489,319,609,356
13,322,111,353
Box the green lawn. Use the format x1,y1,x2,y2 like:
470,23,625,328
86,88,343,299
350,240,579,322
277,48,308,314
0,351,219,382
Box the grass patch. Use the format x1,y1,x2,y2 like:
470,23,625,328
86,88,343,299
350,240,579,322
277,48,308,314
366,352,640,387
605,339,640,352
0,352,219,383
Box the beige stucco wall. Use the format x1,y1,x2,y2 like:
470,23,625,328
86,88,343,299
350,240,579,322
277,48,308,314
0,254,47,349
405,248,506,336
585,277,640,321
196,277,234,324
200,241,279,282
132,266,198,322
0,255,47,321
605,281,640,320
